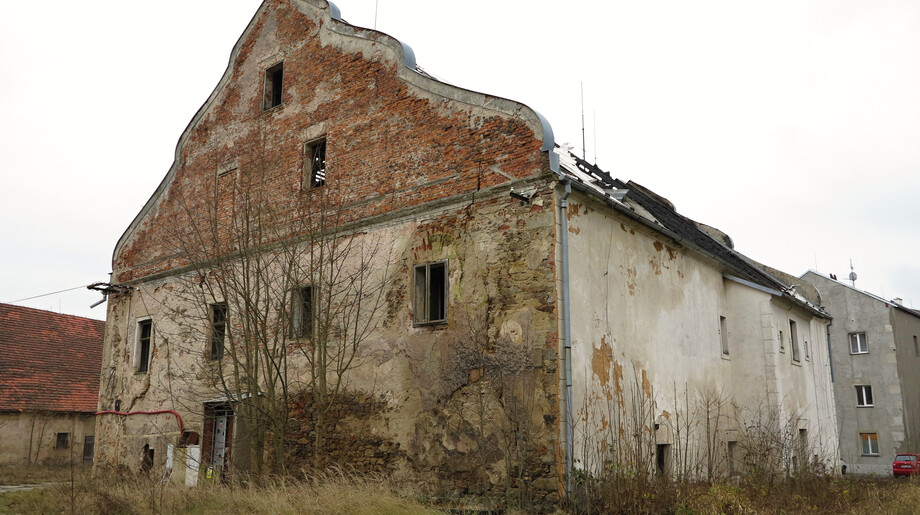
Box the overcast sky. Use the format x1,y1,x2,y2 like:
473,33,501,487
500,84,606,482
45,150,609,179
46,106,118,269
2,0,918,321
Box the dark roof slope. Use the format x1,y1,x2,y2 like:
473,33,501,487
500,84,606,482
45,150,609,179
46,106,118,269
0,304,104,413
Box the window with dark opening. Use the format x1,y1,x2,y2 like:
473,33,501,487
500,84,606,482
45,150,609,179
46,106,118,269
915,335,919,357
728,441,739,476
263,62,284,110
855,385,873,407
210,303,227,360
306,139,326,188
55,432,69,449
789,320,800,362
414,262,447,325
138,319,153,373
293,286,315,338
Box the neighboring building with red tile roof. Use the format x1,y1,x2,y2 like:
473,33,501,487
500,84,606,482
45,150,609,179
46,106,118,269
0,303,104,466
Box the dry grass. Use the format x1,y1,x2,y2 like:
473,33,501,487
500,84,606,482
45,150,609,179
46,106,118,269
0,467,443,514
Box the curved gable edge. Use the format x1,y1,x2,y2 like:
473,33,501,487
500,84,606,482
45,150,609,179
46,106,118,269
112,0,555,271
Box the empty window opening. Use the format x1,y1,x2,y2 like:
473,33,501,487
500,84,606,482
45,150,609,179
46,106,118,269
728,441,739,476
414,262,447,325
210,303,228,360
55,432,69,449
292,286,315,339
137,319,153,373
179,431,200,448
855,385,874,407
789,320,800,362
914,335,918,357
305,139,326,188
849,332,868,354
719,316,729,355
860,432,879,456
263,62,284,110
656,444,670,475
141,444,154,473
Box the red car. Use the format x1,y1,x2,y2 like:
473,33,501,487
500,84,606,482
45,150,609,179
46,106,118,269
893,453,920,476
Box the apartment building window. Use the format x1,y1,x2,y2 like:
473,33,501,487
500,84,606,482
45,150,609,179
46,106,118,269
849,332,868,354
855,385,873,407
136,319,153,373
292,286,315,339
414,261,447,325
305,138,326,188
263,62,284,110
209,303,228,360
860,432,879,456
55,432,69,449
719,316,729,356
789,320,800,362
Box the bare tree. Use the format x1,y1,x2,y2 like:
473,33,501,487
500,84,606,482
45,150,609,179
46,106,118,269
163,138,390,476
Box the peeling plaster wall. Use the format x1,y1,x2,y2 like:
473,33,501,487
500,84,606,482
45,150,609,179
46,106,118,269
562,190,836,477
97,0,561,505
0,412,95,466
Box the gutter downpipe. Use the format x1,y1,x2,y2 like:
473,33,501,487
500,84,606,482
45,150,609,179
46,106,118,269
559,178,574,496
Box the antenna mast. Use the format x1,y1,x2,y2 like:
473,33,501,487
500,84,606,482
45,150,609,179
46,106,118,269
848,259,858,287
580,82,586,160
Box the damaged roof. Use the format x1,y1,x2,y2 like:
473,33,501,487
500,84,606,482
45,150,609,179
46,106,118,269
0,304,105,413
557,150,827,317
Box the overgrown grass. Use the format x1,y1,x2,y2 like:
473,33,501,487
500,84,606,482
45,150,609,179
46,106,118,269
0,467,443,514
3,466,920,514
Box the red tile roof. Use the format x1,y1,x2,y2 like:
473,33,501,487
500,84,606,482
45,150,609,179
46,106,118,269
0,303,104,413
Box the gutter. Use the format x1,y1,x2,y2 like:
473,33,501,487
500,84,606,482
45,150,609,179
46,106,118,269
558,179,574,496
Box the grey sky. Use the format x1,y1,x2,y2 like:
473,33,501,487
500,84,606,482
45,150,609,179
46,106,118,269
2,0,918,321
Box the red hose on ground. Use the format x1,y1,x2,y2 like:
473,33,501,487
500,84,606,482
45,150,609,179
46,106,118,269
96,410,184,434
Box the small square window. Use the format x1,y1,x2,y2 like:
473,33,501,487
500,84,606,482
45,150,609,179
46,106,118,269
850,332,868,354
305,139,326,188
414,262,447,325
789,320,800,362
263,62,284,110
136,319,153,373
860,432,879,456
292,286,315,338
209,303,228,360
855,385,873,407
55,432,69,449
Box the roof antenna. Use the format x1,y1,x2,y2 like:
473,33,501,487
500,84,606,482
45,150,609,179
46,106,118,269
593,109,597,164
580,82,586,161
848,259,857,287
374,0,379,30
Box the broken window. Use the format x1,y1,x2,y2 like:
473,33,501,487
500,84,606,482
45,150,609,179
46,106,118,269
55,432,69,449
849,332,868,354
305,138,326,188
855,385,873,407
141,444,154,473
860,432,879,455
137,319,153,373
292,286,315,339
789,320,800,362
83,435,94,464
414,261,447,325
263,62,284,110
209,303,228,360
719,316,729,356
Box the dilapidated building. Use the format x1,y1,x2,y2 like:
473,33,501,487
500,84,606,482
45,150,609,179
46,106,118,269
94,0,838,507
0,304,104,466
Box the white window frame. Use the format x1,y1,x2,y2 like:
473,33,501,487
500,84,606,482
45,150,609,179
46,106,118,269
855,385,873,407
860,432,879,456
850,332,868,354
413,261,448,326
